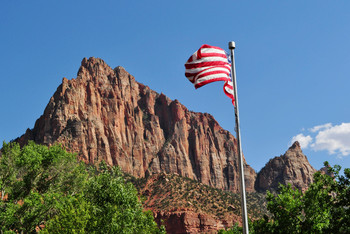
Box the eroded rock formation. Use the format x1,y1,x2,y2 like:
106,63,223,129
255,141,316,192
13,57,321,233
153,210,240,233
17,57,256,193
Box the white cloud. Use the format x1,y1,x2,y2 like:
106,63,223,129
291,122,350,157
309,123,332,133
311,123,350,157
290,133,312,149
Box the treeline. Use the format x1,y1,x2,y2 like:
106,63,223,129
1,141,349,233
220,162,350,233
0,141,165,233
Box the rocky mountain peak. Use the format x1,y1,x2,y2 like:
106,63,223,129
288,141,301,150
282,141,308,161
11,57,321,233
16,57,256,193
255,141,316,192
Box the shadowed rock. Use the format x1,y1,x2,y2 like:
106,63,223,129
255,141,316,192
16,57,256,193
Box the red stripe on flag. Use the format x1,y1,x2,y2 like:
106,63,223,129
200,44,227,51
185,61,230,69
197,44,226,59
223,81,235,105
185,44,235,104
199,53,227,59
195,77,230,89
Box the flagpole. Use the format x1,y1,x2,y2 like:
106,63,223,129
229,41,249,234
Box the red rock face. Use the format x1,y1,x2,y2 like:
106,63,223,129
154,210,241,233
255,141,317,192
17,57,256,193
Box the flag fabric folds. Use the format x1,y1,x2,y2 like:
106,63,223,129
185,44,235,104
223,80,234,104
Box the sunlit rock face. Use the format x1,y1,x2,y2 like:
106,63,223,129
17,57,256,193
255,141,317,192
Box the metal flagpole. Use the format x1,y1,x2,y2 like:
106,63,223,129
229,41,249,234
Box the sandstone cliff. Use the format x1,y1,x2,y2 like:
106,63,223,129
17,57,256,193
255,141,316,192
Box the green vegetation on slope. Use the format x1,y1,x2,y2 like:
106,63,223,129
0,141,164,233
127,173,267,221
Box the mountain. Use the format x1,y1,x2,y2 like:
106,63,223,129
17,57,256,193
255,141,317,192
14,57,318,232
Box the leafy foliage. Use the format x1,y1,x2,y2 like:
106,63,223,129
0,141,163,233
42,193,90,233
252,162,350,234
0,141,87,232
219,163,350,234
218,221,255,234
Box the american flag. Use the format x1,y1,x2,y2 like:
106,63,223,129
185,44,235,104
224,80,234,105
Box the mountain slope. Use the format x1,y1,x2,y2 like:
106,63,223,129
17,57,256,193
255,141,317,192
127,173,266,233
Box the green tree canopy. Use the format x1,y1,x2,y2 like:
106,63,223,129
253,162,350,234
219,162,349,234
0,141,87,232
44,162,162,233
0,141,163,233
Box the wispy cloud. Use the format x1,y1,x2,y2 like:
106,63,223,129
309,123,332,133
290,133,312,148
291,123,350,157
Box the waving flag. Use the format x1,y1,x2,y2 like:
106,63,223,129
185,44,234,104
224,80,235,104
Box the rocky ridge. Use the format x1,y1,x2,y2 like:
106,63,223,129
17,57,256,193
15,57,319,232
255,141,317,192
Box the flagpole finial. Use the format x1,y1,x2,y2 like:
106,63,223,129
229,41,236,50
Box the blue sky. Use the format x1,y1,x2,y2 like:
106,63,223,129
1,1,350,172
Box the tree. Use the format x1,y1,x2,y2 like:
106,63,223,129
253,162,350,234
0,141,87,233
0,141,164,233
0,142,19,200
324,163,350,233
45,162,163,233
42,193,91,233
